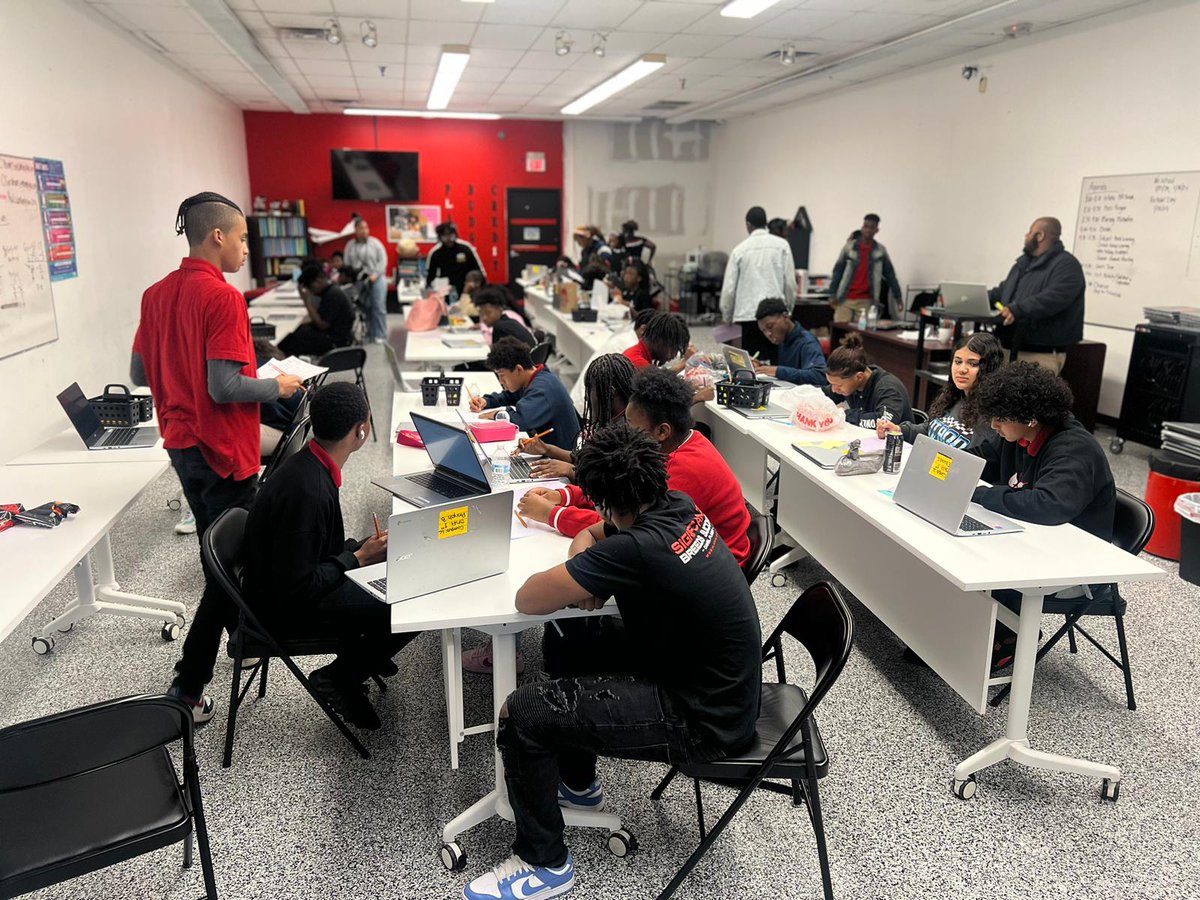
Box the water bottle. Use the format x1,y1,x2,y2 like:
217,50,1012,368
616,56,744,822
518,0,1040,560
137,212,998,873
857,307,868,330
866,304,879,330
490,447,511,486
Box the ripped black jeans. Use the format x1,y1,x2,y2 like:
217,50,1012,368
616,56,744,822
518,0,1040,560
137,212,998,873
498,619,714,868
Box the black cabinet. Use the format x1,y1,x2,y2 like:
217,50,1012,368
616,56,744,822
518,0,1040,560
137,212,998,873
1117,324,1200,448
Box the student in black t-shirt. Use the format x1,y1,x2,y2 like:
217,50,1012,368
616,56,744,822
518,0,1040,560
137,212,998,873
462,423,762,900
279,264,355,357
476,285,536,348
240,382,416,730
823,331,913,428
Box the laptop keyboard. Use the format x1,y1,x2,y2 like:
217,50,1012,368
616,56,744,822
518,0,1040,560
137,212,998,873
368,577,387,593
959,514,995,533
406,471,477,499
509,456,542,481
104,428,140,447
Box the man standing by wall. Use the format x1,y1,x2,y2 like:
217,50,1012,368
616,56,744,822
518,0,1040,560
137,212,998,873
989,216,1085,374
720,206,796,363
829,213,904,324
344,217,389,344
132,191,303,720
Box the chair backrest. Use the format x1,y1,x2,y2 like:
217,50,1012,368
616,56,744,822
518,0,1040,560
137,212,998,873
742,505,774,585
0,694,191,793
766,582,854,715
384,342,404,385
911,408,929,425
319,346,367,374
1113,487,1155,556
259,413,310,485
530,341,552,366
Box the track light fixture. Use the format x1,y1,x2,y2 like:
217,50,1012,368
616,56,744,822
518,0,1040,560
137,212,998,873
554,30,573,57
592,33,607,58
780,42,796,65
361,21,378,48
325,18,342,45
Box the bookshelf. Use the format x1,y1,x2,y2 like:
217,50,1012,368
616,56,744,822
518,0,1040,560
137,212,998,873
248,214,309,287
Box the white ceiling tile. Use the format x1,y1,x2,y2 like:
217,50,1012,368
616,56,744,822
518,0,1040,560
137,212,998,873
706,35,788,60
480,0,567,26
260,11,332,30
404,19,479,45
602,30,673,56
673,56,745,76
284,39,353,59
352,60,403,77
503,69,561,85
682,7,783,37
401,44,444,64
459,65,517,83
406,0,484,23
619,0,712,32
551,0,643,31
650,33,730,56
745,6,855,40
404,63,437,81
492,83,544,96
304,75,360,90
297,58,355,76
812,11,940,43
331,0,411,15
518,50,578,71
471,23,545,51
466,48,527,67
346,41,408,63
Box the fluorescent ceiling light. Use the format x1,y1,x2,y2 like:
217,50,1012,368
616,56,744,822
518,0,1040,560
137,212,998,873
720,0,785,18
561,54,666,116
428,45,471,110
345,108,500,120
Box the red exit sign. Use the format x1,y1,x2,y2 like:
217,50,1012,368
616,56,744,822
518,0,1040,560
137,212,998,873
525,151,546,174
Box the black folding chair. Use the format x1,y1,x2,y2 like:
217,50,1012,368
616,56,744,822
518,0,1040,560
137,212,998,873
990,488,1153,711
318,346,376,441
259,412,310,486
202,507,377,769
651,582,854,900
530,341,553,366
911,408,930,425
743,504,775,586
0,694,217,899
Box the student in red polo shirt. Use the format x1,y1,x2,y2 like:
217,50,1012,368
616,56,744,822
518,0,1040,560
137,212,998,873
622,310,691,370
131,191,304,722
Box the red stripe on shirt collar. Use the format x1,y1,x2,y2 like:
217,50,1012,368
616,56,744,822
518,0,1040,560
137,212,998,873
308,440,343,487
1018,425,1054,457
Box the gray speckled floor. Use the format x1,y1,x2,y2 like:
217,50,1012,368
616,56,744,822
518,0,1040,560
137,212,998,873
3,323,1199,900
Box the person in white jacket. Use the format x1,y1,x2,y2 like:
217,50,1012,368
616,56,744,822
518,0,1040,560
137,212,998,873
719,206,796,363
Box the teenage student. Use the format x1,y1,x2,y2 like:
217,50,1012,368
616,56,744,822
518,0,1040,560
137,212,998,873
132,191,304,721
470,338,581,452
519,367,752,566
475,286,536,348
613,258,654,312
878,331,1002,449
455,269,485,320
279,264,355,357
823,332,913,428
241,383,416,729
751,297,827,386
461,423,762,900
623,311,690,369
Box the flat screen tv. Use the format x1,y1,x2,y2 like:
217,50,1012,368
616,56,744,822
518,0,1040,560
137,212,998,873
330,149,419,202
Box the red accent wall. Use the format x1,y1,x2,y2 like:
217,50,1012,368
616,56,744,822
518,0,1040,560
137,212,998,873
243,112,563,284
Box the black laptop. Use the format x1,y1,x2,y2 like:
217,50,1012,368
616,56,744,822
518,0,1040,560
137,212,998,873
57,382,159,450
371,412,491,507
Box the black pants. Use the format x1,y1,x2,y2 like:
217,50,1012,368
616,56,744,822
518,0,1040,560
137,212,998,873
499,618,713,868
278,324,336,358
168,447,258,697
739,320,777,364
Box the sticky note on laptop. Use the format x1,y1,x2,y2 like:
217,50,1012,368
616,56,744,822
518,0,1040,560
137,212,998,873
438,506,469,539
929,453,953,481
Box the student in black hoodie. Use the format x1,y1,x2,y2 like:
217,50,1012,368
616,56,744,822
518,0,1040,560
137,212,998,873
823,331,913,428
971,361,1116,669
241,382,417,729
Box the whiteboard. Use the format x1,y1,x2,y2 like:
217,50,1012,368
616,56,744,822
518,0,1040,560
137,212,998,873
0,153,57,359
1073,171,1200,331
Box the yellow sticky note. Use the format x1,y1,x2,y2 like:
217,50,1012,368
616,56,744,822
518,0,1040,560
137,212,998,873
929,453,953,481
438,506,469,539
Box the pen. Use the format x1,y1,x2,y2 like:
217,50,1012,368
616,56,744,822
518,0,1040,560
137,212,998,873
751,351,761,360
520,427,554,448
514,509,529,528
268,360,307,392
373,512,382,540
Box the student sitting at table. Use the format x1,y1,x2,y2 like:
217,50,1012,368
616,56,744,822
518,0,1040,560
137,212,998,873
241,382,417,730
623,310,691,369
455,269,485,321
278,264,355,358
972,361,1116,669
475,285,536,348
470,337,581,452
519,367,752,567
461,423,762,900
823,331,913,428
612,258,655,313
751,297,827,386
878,331,1002,449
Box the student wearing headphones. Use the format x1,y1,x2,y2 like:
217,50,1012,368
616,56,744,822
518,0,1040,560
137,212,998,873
823,332,913,428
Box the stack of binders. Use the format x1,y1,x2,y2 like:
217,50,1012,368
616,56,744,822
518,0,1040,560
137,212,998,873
1161,421,1200,462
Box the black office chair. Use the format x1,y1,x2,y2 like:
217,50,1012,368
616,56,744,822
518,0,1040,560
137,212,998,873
0,694,217,899
202,508,375,769
259,412,310,486
318,346,376,441
911,408,930,426
530,341,553,367
743,504,775,586
650,582,854,900
989,488,1153,711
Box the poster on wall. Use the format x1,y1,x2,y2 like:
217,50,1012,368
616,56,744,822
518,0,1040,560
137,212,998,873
0,154,58,360
386,204,441,243
34,158,77,281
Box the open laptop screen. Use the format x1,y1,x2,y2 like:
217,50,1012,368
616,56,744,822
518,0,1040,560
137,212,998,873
410,413,489,485
57,382,104,444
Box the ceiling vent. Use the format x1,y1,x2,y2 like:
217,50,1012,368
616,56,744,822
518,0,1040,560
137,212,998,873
642,100,690,111
757,49,817,62
278,27,330,41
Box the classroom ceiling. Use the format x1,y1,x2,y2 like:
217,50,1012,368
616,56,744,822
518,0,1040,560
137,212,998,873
84,0,1166,120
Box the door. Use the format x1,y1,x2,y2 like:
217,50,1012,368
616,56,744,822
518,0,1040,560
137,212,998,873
507,188,562,280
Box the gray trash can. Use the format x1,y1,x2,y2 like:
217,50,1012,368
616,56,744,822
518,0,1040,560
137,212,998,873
1176,493,1200,585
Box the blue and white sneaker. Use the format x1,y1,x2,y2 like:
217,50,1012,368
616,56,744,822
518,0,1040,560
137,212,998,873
462,853,574,900
557,779,604,811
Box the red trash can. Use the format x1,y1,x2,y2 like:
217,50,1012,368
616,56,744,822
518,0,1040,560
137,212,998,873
1144,449,1200,560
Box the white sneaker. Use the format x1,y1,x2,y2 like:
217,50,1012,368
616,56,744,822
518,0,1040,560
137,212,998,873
175,506,196,535
462,854,574,900
167,682,216,725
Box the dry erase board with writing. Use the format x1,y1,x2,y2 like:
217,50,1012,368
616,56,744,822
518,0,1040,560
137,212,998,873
0,153,58,360
1073,171,1200,330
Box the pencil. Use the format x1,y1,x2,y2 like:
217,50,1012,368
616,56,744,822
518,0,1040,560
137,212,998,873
520,427,554,448
514,509,529,528
373,512,382,539
268,360,306,392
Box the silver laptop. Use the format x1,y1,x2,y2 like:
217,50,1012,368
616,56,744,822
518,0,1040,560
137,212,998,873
937,282,994,316
357,491,513,604
57,383,159,450
371,412,491,507
893,435,1024,537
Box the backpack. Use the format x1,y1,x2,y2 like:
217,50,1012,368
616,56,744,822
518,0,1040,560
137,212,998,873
406,293,448,332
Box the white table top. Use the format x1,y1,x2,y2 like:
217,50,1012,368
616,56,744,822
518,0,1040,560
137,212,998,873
6,426,167,466
0,461,168,643
403,328,488,364
704,401,1166,593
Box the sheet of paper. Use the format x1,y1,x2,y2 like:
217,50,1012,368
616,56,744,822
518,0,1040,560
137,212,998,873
256,355,329,381
590,280,609,306
510,480,570,540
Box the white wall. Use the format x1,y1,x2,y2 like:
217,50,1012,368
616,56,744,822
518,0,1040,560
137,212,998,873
0,0,250,462
711,0,1200,417
564,119,718,275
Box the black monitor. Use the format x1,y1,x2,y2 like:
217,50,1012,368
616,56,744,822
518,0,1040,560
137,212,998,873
330,150,419,202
